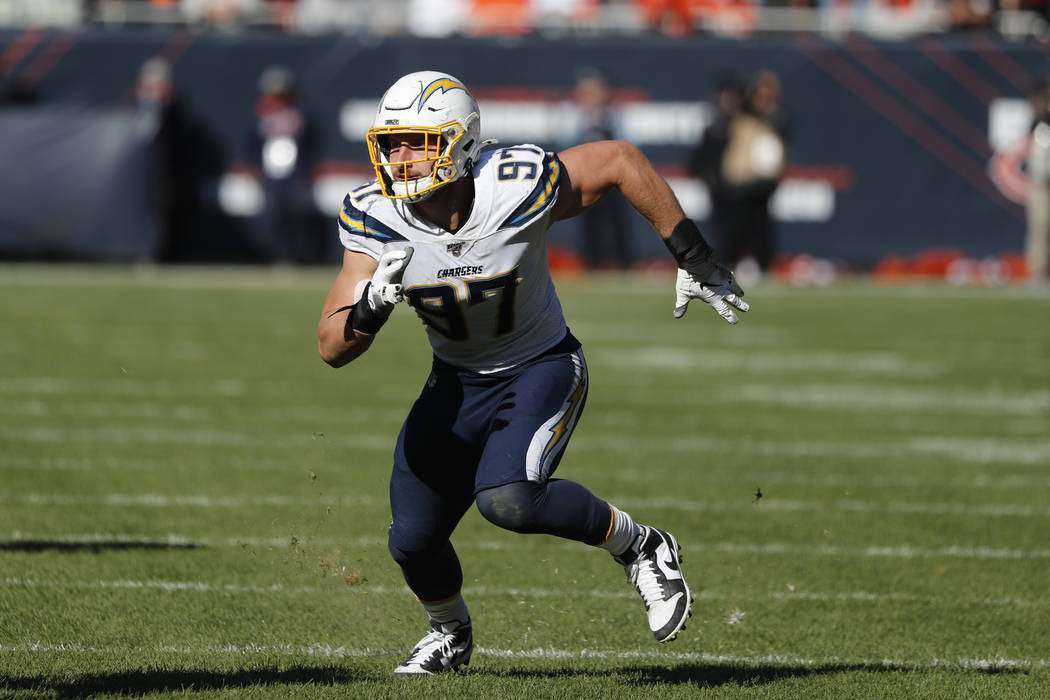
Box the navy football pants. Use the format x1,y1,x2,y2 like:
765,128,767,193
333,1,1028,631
386,333,613,602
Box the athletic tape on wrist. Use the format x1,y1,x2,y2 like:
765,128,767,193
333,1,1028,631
345,282,390,335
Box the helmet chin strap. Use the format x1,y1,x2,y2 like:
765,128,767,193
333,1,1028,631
402,160,457,203
402,173,440,203
405,188,436,204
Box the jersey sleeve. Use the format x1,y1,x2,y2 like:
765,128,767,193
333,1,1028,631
491,146,562,230
337,188,408,260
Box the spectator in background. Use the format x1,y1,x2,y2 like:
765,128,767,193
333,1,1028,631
998,0,1050,41
469,0,532,34
695,69,787,279
136,57,177,259
944,0,994,29
1027,76,1050,285
749,68,790,142
567,68,635,270
266,0,299,30
244,65,321,263
0,77,39,106
134,56,225,262
295,0,356,33
532,0,598,30
688,76,746,269
181,0,263,29
764,0,819,33
636,0,695,35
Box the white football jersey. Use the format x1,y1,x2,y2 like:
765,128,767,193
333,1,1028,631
338,144,568,373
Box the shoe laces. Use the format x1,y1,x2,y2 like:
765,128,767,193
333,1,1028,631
404,628,451,665
407,625,467,665
629,556,667,606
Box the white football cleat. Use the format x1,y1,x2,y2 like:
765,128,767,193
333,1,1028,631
392,621,473,678
619,526,693,642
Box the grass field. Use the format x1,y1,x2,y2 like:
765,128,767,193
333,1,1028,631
1,264,1048,699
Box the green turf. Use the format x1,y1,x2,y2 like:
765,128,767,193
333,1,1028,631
1,264,1048,699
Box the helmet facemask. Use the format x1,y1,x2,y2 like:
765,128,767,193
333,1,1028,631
366,71,483,204
366,120,468,203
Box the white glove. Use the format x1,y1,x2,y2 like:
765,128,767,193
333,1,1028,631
367,246,414,313
674,266,750,324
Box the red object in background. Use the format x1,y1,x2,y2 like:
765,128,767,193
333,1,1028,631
547,245,587,274
909,248,965,277
872,254,913,279
769,255,796,277
872,249,1029,282
997,253,1028,279
470,0,532,35
268,0,299,31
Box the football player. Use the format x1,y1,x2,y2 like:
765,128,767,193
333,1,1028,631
317,71,749,677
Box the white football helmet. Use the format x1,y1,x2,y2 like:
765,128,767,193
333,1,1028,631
367,71,483,202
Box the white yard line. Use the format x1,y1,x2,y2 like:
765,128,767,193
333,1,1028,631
4,423,1050,466
0,399,406,425
576,434,1050,465
0,377,249,398
721,384,1050,416
2,531,381,548
0,531,390,549
4,454,1050,490
0,456,316,472
1,577,332,595
707,542,1050,560
5,491,1049,518
588,466,1050,490
0,399,214,421
5,375,1050,419
0,376,418,404
6,531,1050,561
611,496,1050,518
0,640,1044,671
0,426,392,450
906,437,1050,465
1,493,384,507
3,577,1048,609
594,348,941,378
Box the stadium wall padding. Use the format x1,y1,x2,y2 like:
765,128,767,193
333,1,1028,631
0,106,157,261
0,29,1044,264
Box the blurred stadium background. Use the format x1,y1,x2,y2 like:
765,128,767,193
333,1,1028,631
1,0,1048,284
